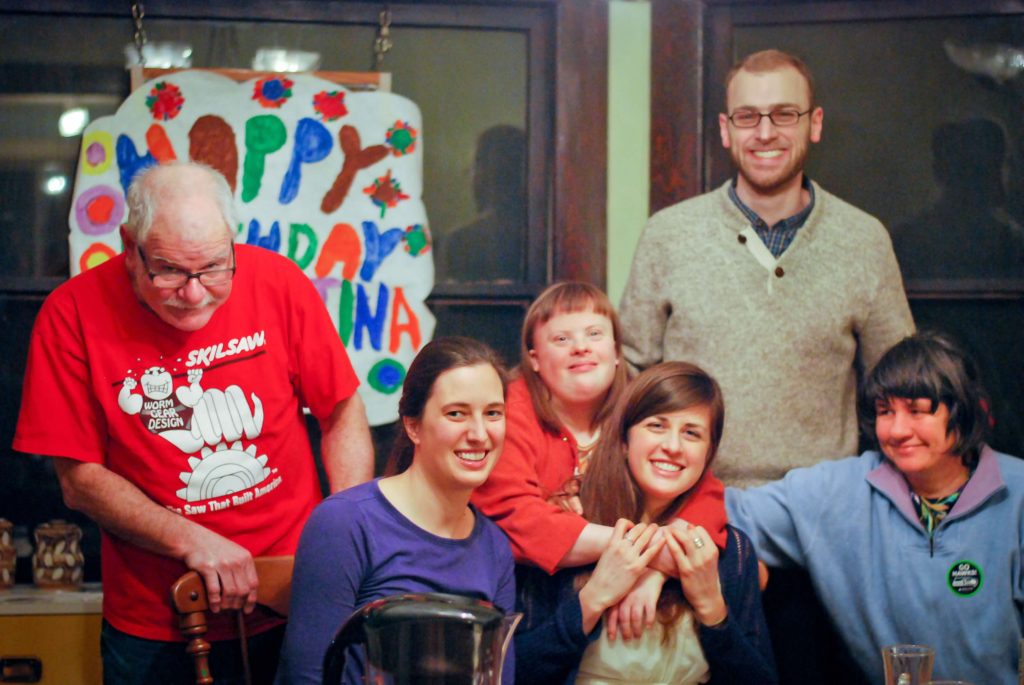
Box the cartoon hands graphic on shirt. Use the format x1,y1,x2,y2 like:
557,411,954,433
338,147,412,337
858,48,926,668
175,369,204,407
118,367,191,431
117,376,142,414
171,382,270,503
118,362,270,504
122,366,264,455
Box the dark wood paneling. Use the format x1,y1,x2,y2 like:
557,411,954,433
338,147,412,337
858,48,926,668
709,0,1024,22
649,0,704,212
0,0,553,26
703,7,736,192
552,0,607,285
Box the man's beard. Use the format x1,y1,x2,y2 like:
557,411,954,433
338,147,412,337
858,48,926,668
732,142,808,195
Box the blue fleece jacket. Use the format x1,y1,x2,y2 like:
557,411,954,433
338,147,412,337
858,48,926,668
726,446,1024,685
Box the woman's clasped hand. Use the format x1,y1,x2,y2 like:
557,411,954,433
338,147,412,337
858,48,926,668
578,519,665,632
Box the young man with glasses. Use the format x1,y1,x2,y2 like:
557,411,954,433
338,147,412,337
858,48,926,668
618,51,915,683
621,48,913,485
14,161,373,684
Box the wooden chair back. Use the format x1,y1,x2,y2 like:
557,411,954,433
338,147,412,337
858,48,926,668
170,555,294,685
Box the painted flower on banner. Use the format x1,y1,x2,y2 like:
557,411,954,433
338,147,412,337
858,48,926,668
386,120,418,157
363,170,410,218
146,82,185,121
367,358,406,395
403,224,430,256
313,90,348,121
252,77,294,108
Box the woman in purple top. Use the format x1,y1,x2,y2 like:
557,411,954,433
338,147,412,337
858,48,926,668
276,337,516,684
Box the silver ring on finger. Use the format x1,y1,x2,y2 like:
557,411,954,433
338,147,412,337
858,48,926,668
693,536,705,549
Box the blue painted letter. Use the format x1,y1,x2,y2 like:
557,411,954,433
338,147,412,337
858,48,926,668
279,118,332,205
245,219,282,252
116,134,156,195
359,221,407,281
353,282,389,351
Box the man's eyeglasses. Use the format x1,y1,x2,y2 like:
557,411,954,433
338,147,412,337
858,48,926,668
726,108,810,128
137,243,236,288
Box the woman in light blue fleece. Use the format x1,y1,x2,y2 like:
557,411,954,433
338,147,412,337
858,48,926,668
726,331,1024,685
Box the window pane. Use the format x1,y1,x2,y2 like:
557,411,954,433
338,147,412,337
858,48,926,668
1,14,529,283
734,15,1024,284
430,302,528,369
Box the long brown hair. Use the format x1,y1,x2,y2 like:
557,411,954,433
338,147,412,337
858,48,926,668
577,362,725,633
580,361,724,526
384,337,508,475
519,281,628,435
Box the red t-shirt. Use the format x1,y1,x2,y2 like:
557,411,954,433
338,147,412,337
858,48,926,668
472,378,727,574
14,245,359,641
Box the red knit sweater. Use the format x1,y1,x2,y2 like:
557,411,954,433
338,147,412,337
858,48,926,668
472,378,727,573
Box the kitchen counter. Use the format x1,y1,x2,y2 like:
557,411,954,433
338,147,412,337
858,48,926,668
0,582,101,615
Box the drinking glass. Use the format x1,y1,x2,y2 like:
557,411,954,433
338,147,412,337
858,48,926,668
882,644,934,685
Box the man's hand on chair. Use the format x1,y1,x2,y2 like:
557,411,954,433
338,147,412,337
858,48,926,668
183,527,259,614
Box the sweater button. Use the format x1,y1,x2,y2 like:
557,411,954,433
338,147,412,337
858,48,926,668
737,234,747,244
774,266,785,277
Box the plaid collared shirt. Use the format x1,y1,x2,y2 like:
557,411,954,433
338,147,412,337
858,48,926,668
728,176,816,258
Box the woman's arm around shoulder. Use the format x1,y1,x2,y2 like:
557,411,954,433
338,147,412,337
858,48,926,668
724,457,854,569
512,520,663,684
470,382,588,572
675,472,728,548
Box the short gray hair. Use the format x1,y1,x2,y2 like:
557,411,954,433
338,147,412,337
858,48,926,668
123,162,238,243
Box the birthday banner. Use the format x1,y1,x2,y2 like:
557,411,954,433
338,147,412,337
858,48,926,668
69,70,434,426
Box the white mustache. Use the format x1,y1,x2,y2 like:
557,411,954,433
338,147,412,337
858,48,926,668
163,293,215,310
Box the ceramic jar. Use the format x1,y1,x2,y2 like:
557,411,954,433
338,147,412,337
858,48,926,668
32,520,84,589
0,519,14,589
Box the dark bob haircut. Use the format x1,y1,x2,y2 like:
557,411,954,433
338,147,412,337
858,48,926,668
859,331,989,469
384,337,508,475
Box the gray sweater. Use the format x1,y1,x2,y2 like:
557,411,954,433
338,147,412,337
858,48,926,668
619,180,914,487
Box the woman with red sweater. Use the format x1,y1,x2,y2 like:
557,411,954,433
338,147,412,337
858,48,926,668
472,281,728,639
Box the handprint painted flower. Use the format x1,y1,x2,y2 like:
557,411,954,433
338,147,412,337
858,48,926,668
146,82,185,121
252,77,294,108
403,224,431,256
313,90,348,121
386,120,418,157
363,170,410,218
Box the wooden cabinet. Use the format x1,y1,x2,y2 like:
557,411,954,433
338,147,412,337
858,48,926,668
0,585,102,685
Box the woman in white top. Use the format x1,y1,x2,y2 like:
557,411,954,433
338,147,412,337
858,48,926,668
514,361,776,684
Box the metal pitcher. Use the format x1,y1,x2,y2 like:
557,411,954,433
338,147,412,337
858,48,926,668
322,592,522,684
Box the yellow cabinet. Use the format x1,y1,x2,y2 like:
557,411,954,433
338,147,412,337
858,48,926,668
0,585,101,684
